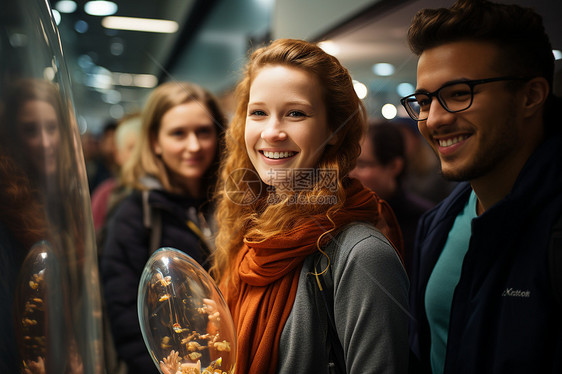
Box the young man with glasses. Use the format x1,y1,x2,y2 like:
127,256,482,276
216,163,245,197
401,0,562,373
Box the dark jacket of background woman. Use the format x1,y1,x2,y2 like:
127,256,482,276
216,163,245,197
100,186,212,374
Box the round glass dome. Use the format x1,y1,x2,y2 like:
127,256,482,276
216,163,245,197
138,247,237,374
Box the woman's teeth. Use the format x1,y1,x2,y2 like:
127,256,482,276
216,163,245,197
263,151,295,159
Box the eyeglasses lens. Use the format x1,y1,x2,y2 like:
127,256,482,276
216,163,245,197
405,82,473,121
440,83,472,112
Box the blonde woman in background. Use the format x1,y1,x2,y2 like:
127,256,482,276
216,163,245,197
101,81,225,374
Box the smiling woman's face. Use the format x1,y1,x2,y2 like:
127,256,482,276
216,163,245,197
244,65,334,189
153,101,217,193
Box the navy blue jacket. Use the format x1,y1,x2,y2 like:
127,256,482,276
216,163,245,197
409,130,562,373
101,188,212,374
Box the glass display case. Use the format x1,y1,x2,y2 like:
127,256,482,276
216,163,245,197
0,1,103,372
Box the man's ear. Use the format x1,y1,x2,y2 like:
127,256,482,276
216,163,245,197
521,77,549,118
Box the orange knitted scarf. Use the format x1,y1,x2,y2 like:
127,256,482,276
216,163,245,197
220,179,402,373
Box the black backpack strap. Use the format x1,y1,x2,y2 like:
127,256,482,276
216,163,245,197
313,247,346,374
96,185,131,258
142,189,162,256
549,214,562,307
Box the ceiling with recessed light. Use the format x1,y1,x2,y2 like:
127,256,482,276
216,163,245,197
25,0,562,133
316,0,562,119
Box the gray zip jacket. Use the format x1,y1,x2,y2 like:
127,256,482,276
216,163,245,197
278,223,409,373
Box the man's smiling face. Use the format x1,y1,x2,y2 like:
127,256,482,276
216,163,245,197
416,40,525,182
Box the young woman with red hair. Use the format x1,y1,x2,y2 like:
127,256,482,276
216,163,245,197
212,39,409,373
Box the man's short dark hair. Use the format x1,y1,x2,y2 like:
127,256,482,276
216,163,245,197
408,0,554,91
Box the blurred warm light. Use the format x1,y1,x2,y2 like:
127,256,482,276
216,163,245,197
84,1,118,16
116,73,133,86
134,74,158,88
55,0,77,13
102,16,178,33
43,67,56,81
381,103,397,119
255,0,275,10
318,40,340,56
87,66,113,90
372,63,395,76
397,82,415,97
353,80,368,99
52,10,61,25
112,72,157,88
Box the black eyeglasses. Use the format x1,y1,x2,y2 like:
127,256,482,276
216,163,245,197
400,76,530,121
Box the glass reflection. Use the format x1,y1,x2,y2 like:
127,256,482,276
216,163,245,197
4,79,63,181
0,0,102,373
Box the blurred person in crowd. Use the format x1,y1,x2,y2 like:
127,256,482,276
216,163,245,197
401,0,562,372
81,131,100,179
87,120,118,192
396,119,456,204
101,81,225,374
212,38,409,374
350,120,434,275
91,112,142,233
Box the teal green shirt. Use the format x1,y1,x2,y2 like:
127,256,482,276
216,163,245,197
424,190,477,373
